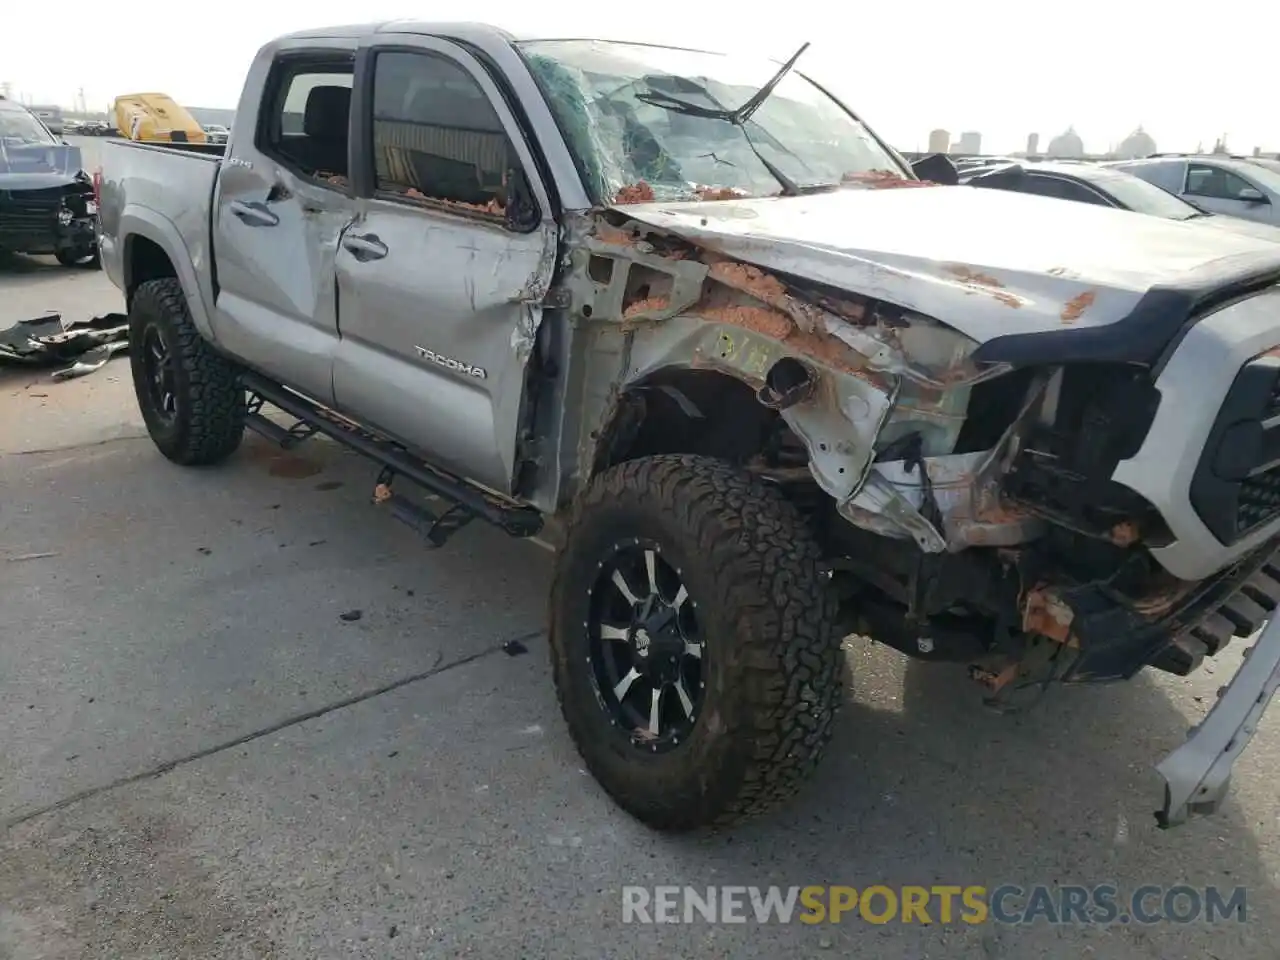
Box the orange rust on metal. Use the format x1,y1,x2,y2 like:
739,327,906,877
403,186,504,216
1022,585,1078,646
1110,520,1141,547
709,261,790,305
1061,290,1097,324
1130,576,1195,619
615,181,655,204
594,223,636,246
842,170,939,189
945,264,1023,309
698,304,793,340
696,185,750,201
968,655,1020,694
622,296,672,319
708,260,847,330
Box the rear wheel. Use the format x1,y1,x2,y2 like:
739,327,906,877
549,454,843,831
129,278,245,465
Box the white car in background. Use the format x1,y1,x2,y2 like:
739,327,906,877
201,124,229,144
1108,155,1280,226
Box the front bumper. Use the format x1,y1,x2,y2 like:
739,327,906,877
0,213,96,255
1114,285,1280,581
1157,609,1280,826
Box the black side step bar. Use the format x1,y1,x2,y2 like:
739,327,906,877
241,373,543,545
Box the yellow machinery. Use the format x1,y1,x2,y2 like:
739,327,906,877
113,93,208,143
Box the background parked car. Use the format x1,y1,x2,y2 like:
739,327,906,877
962,160,1280,240
202,123,229,144
1108,155,1280,226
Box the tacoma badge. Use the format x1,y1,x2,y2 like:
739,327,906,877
414,346,487,380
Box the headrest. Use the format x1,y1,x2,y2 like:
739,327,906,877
303,86,350,139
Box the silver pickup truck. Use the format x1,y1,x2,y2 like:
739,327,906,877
98,22,1280,833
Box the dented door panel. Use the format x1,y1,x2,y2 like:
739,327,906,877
333,205,555,493
212,164,354,404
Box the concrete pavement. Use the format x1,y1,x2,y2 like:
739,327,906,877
1,255,1277,959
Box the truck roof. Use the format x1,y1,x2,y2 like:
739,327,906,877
273,21,719,53
275,21,519,43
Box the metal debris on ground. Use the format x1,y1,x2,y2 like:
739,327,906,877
0,311,129,380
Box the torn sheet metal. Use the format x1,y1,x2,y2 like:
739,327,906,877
51,339,131,380
0,312,129,379
844,452,1045,552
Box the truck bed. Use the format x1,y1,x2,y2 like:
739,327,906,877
97,138,224,312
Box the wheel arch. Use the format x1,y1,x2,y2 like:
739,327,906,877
116,209,216,341
590,366,780,476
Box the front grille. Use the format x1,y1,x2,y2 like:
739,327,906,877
1191,349,1280,544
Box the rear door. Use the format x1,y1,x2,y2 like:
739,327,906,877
332,35,557,494
210,39,358,405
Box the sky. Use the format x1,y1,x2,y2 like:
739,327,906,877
3,0,1277,155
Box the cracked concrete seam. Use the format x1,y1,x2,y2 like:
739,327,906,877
3,629,544,831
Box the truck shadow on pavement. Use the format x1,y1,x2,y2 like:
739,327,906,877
1,434,1275,959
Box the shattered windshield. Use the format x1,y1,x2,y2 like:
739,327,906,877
518,39,907,204
0,107,58,145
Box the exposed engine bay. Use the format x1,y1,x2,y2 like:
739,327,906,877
571,205,1280,710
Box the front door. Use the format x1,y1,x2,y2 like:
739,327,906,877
1183,162,1276,224
332,37,557,494
210,40,358,405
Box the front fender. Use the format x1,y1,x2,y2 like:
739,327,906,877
112,204,217,343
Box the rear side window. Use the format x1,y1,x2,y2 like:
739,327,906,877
369,50,523,218
1024,175,1109,205
257,54,355,185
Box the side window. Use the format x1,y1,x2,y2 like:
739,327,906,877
370,50,535,226
1185,163,1255,201
258,55,355,186
1024,175,1108,205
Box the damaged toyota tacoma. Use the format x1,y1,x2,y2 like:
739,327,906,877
98,23,1280,832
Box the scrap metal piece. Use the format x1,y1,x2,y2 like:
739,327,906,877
0,312,128,376
50,339,130,380
1156,618,1280,827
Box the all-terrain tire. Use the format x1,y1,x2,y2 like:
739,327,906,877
549,454,843,831
129,278,245,465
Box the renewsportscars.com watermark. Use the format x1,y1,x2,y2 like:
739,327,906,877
622,885,1248,926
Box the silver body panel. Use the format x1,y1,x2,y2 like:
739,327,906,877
1113,287,1280,580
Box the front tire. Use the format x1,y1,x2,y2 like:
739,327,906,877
549,454,843,831
128,277,246,465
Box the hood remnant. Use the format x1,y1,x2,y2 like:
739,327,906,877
0,311,129,380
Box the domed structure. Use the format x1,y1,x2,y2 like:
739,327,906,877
1047,126,1084,158
1117,126,1156,159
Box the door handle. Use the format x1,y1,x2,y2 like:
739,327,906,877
229,200,279,227
342,232,388,262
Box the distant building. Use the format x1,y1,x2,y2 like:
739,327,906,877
1047,126,1084,158
956,131,982,154
927,128,950,153
1026,132,1040,156
1116,126,1156,159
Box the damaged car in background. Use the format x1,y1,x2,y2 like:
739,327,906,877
97,23,1280,833
0,96,100,267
